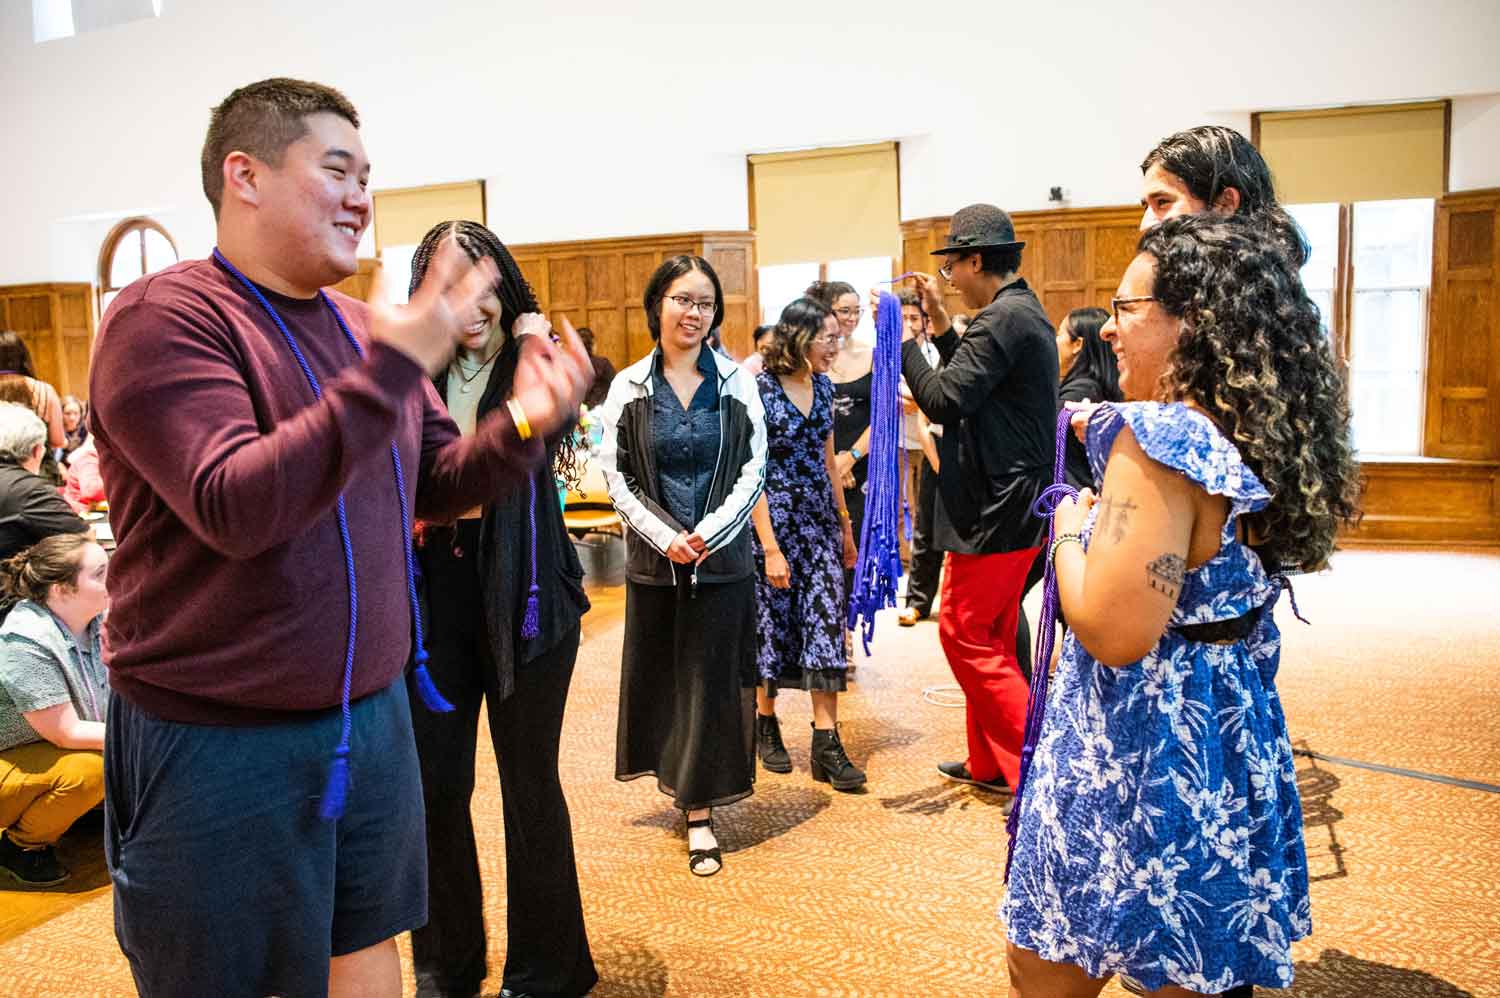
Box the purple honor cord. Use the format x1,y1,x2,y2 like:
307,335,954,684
845,290,912,653
212,249,454,823
1004,408,1079,880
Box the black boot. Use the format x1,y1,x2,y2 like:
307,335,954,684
809,724,866,791
756,712,792,773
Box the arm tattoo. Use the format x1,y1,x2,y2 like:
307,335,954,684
1095,495,1139,545
1146,553,1186,600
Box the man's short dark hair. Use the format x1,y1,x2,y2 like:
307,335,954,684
978,246,1023,277
201,78,360,217
896,289,923,311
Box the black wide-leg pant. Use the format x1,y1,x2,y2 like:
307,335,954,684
410,529,596,998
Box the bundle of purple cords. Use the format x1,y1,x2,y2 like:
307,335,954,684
1004,407,1080,879
845,290,911,653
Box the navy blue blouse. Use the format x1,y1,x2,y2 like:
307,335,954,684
652,346,721,529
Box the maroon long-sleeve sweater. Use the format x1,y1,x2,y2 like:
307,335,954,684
90,257,543,724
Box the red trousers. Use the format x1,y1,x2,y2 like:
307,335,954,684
938,548,1039,787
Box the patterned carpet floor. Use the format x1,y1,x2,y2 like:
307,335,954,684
1,546,1496,996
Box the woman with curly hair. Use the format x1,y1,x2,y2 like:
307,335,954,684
1002,213,1358,995
405,221,596,998
748,297,862,788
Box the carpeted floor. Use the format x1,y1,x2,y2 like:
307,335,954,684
1,546,1496,996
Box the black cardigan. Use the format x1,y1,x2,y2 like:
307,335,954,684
421,337,589,703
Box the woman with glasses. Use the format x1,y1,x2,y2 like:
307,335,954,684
807,281,870,661
599,255,767,878
1002,214,1358,995
404,221,596,998
748,297,863,788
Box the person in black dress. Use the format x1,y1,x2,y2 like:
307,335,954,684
807,281,870,662
406,221,597,998
748,297,863,789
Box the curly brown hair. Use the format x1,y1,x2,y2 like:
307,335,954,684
761,297,833,376
1138,214,1360,573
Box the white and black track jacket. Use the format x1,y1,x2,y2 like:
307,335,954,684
596,347,766,586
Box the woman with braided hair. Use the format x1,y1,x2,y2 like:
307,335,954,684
1002,213,1358,995
406,221,596,998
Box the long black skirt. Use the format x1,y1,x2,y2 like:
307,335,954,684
615,574,758,811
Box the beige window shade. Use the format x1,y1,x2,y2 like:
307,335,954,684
1258,102,1447,204
372,180,486,253
750,143,899,266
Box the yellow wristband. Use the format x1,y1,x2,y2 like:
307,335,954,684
506,398,533,441
838,509,851,521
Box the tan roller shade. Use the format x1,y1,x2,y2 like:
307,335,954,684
1258,102,1447,204
373,180,486,253
750,142,899,266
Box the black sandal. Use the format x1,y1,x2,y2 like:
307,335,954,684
685,813,721,877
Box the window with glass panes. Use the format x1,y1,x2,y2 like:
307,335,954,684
1286,199,1434,456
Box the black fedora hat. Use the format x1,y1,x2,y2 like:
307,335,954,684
930,203,1025,255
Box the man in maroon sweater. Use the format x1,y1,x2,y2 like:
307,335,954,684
90,78,591,998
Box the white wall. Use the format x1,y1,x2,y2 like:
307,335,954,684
2,0,1499,286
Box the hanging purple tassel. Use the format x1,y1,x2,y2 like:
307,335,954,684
319,743,351,821
521,475,541,640
411,647,454,713
1004,409,1077,880
845,290,911,653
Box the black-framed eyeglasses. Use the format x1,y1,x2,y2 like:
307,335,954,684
833,306,864,320
666,295,717,316
1110,295,1155,321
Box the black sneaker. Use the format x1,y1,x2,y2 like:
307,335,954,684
0,834,69,887
937,761,1011,794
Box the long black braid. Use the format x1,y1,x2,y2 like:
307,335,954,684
409,220,584,490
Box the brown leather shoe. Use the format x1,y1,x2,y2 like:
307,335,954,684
898,608,924,627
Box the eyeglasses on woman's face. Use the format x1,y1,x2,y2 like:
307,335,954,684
832,306,863,321
812,332,841,347
666,295,717,316
1110,295,1156,322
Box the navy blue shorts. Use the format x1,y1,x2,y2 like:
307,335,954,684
105,680,428,998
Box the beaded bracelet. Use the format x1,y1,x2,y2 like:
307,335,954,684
1048,532,1084,563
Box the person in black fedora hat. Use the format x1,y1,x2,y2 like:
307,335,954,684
891,202,1057,797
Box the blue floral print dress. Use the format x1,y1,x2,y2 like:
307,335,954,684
1002,402,1310,992
753,372,847,692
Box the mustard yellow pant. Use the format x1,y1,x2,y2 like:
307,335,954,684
0,741,104,849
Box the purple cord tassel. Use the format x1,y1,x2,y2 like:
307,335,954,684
1004,408,1078,881
411,647,454,713
846,290,911,652
521,475,541,640
318,744,351,821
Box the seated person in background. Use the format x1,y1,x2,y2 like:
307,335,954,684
0,533,111,887
0,403,89,560
0,331,66,454
577,326,618,410
61,396,89,458
63,437,105,515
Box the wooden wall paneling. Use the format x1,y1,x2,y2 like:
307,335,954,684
0,283,96,398
702,233,757,360
511,232,758,370
1342,458,1500,545
330,258,381,303
1425,191,1499,460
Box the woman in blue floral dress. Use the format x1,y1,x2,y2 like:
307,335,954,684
1003,215,1360,995
749,297,863,790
